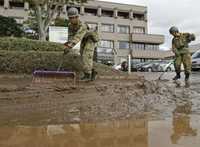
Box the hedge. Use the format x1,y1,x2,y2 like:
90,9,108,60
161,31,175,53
0,37,65,52
0,37,117,75
0,50,83,74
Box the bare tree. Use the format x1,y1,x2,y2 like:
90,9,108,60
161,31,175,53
25,0,88,41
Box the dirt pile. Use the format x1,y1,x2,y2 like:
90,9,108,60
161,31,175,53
0,72,191,126
1,69,200,126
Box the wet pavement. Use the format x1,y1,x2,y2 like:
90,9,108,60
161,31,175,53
138,71,199,82
0,71,200,146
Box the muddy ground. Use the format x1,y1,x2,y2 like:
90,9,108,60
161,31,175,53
0,72,200,126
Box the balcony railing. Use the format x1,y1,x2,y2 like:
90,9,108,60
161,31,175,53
131,33,164,44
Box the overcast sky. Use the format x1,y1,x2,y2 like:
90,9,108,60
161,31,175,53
100,0,200,50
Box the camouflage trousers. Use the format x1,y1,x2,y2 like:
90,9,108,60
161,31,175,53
80,39,95,74
174,52,191,74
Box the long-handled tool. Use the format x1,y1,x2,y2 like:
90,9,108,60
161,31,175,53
158,60,174,80
57,54,65,71
32,54,76,86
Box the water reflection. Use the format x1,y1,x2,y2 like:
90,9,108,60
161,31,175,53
0,115,200,147
171,100,197,144
0,119,148,147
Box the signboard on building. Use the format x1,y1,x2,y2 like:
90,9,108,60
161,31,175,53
49,26,80,50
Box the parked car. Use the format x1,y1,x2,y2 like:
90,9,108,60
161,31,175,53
138,61,163,72
112,63,122,71
158,60,175,72
192,50,200,71
137,61,154,72
138,60,175,72
112,61,128,71
24,28,36,34
130,61,141,71
112,60,140,72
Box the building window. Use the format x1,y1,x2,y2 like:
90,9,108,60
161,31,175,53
119,41,130,49
98,40,114,54
97,48,113,54
146,44,159,50
85,8,97,16
118,11,129,19
9,1,24,9
86,23,98,31
133,13,145,21
99,40,114,48
102,10,113,17
131,43,145,50
133,27,145,34
101,24,114,33
117,25,129,34
132,59,142,63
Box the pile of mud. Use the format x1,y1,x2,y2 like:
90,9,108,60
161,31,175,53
0,73,200,125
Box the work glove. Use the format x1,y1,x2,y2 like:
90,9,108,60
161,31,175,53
63,48,70,55
64,42,69,46
63,42,71,55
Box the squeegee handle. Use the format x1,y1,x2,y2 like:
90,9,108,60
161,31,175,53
57,54,65,71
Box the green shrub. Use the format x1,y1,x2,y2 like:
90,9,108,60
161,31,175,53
0,37,65,52
0,15,24,37
0,37,116,75
0,50,82,74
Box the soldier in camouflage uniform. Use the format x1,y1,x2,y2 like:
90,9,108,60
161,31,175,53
169,26,195,86
64,7,99,81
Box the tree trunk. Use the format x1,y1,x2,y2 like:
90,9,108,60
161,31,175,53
39,29,47,41
35,4,47,41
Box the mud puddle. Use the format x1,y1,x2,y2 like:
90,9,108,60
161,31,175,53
0,115,200,147
0,72,200,146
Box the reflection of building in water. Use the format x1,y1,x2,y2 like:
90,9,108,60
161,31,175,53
171,102,197,144
79,119,148,147
0,119,148,147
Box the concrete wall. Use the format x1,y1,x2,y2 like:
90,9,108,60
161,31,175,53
131,33,165,44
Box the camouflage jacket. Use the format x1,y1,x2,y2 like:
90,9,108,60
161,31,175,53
66,21,99,48
172,33,195,54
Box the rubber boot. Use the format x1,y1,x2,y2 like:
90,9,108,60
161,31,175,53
80,73,91,81
91,69,98,81
173,72,181,80
185,73,190,88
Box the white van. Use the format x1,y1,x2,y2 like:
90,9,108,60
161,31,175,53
192,50,200,70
